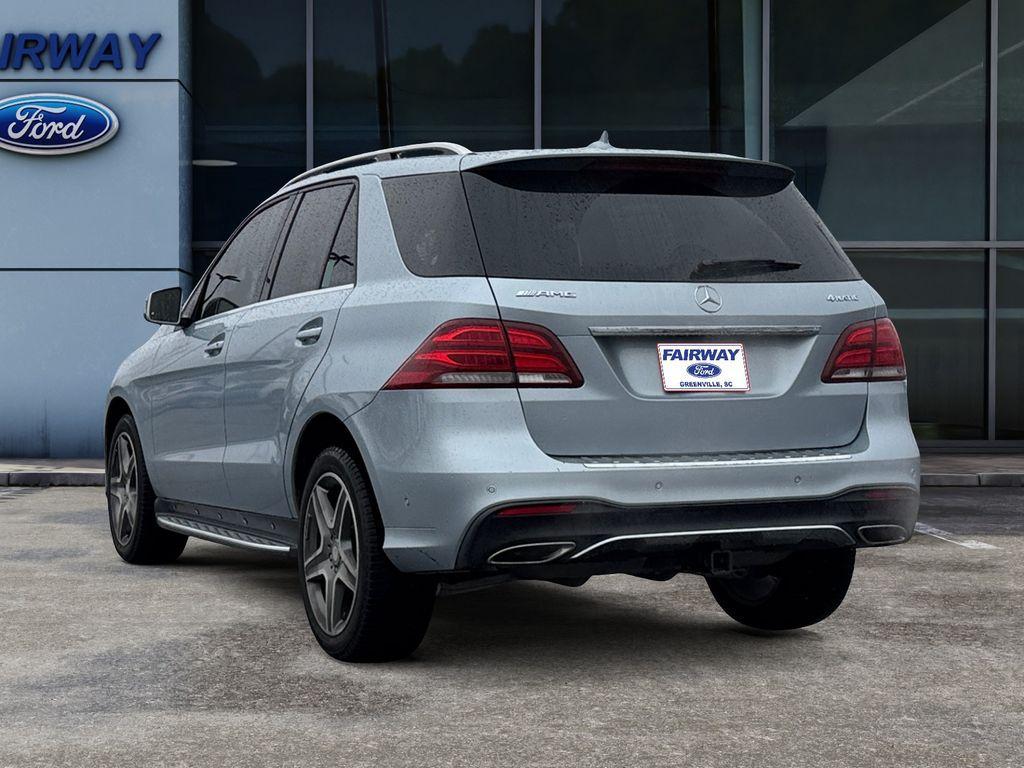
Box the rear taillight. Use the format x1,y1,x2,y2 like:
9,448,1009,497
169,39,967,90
821,318,906,382
383,318,583,389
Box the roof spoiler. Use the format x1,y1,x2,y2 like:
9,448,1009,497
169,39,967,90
465,154,796,198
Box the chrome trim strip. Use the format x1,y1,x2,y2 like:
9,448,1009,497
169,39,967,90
571,524,855,559
156,516,292,554
580,453,852,470
588,325,821,337
488,541,576,566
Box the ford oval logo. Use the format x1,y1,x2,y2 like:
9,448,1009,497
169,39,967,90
0,93,119,156
687,363,722,378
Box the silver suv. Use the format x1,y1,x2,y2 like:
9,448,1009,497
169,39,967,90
106,141,920,661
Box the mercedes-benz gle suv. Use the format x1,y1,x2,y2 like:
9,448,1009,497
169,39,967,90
105,140,920,661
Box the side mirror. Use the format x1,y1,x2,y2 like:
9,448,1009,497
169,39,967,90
144,287,182,325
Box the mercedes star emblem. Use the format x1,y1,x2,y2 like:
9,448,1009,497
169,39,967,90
694,285,723,313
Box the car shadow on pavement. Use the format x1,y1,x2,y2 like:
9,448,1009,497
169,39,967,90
170,543,817,667
418,578,817,667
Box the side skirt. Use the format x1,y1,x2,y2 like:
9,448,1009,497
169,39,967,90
155,498,298,555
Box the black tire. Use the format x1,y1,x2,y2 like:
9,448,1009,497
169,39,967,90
106,414,188,564
297,446,437,662
706,548,856,631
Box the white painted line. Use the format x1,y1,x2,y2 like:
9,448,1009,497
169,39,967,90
914,522,998,550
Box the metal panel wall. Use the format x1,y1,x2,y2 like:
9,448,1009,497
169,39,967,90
0,1,191,456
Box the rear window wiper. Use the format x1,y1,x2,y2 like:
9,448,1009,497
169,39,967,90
688,258,802,280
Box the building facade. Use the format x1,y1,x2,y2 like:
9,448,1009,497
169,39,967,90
1,0,1022,456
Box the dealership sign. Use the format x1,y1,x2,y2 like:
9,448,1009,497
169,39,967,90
0,94,119,155
0,33,161,71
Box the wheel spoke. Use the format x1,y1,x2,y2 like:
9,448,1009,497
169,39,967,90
311,485,335,538
335,484,351,526
118,435,132,477
337,548,357,593
109,443,123,486
304,547,332,582
111,493,124,532
125,490,138,524
323,572,337,631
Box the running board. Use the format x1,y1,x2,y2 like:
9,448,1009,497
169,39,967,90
154,498,297,554
156,514,293,554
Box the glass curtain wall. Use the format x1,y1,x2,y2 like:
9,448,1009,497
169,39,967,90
540,0,762,155
771,0,987,241
191,0,1024,442
849,251,987,440
192,0,305,242
312,0,380,165
314,0,533,162
998,0,1024,238
996,252,1024,439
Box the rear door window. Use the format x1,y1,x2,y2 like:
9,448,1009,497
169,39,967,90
270,183,354,299
323,187,358,288
200,199,290,319
461,157,859,283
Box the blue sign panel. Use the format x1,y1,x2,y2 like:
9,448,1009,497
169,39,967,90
0,93,119,155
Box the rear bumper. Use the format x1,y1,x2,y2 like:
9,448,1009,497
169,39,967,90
457,487,917,578
345,382,919,573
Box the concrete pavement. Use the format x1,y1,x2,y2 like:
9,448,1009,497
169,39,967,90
0,486,1021,767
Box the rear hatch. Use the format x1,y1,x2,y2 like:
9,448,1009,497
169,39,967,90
460,154,874,457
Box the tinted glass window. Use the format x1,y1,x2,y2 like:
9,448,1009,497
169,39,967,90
382,173,484,276
201,201,289,318
996,252,1024,438
850,251,986,440
772,0,986,240
313,0,380,165
461,159,857,282
385,0,533,149
270,185,354,299
193,0,305,241
324,190,358,288
543,0,759,156
998,2,1024,238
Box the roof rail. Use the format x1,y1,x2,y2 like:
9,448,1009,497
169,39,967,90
282,142,471,188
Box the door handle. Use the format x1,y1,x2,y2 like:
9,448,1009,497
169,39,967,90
295,318,324,345
204,334,225,356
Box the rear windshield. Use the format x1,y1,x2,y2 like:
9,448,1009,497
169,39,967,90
462,157,859,283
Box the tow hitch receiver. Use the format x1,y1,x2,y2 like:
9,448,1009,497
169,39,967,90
710,550,733,575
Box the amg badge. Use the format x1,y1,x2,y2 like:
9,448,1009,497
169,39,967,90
515,290,577,299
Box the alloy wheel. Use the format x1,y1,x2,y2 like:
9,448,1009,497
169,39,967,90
303,471,359,636
108,433,138,546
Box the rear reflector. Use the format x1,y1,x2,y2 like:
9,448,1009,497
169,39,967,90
495,502,577,518
384,318,583,389
822,318,907,383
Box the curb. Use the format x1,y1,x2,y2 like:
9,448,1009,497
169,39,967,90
921,472,1024,488
2,472,105,487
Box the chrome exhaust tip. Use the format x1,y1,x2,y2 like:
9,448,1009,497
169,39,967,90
488,541,575,566
857,524,909,545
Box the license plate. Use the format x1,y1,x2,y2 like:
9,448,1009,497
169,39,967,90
657,342,750,392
